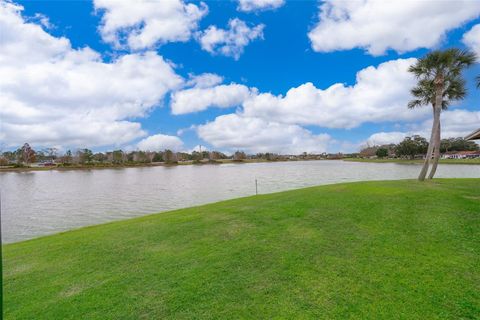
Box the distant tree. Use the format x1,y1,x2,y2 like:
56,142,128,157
359,146,378,158
77,149,93,164
2,151,16,163
133,151,149,163
45,147,58,160
209,151,227,160
191,151,202,162
20,143,36,165
376,148,388,158
395,136,428,159
175,152,188,161
145,151,155,163
126,152,135,162
233,151,246,161
265,153,278,161
440,137,479,153
112,150,124,164
152,152,163,162
0,149,5,166
35,150,46,162
163,149,177,164
59,150,73,165
93,152,107,163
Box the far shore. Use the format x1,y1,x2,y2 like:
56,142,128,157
0,158,325,172
2,157,480,173
343,158,480,165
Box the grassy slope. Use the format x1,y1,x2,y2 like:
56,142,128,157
343,158,480,164
4,179,480,319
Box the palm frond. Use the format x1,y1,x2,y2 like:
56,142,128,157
407,48,474,110
408,99,423,109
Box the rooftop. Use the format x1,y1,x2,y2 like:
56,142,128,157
465,128,480,140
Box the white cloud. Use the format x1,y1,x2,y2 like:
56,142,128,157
198,18,264,60
94,0,207,50
189,145,207,153
463,24,480,56
30,13,53,29
237,0,284,12
0,2,183,149
242,58,426,129
308,0,480,55
366,132,408,146
171,84,254,115
136,134,184,151
425,109,480,139
176,59,425,127
197,114,331,154
185,73,223,88
366,110,480,146
182,58,434,152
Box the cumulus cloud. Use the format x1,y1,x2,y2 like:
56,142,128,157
242,58,426,128
422,110,480,139
185,73,223,88
366,132,408,146
175,59,424,126
197,114,331,154
237,0,284,12
462,24,480,56
366,110,480,146
308,0,480,55
198,18,264,60
0,2,183,149
171,84,254,115
94,0,207,50
136,134,184,151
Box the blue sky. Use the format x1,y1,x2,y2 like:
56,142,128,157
2,0,480,154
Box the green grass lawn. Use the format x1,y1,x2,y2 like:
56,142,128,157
4,179,480,319
343,158,480,164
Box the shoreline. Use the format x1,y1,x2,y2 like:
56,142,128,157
343,158,480,165
2,157,480,172
4,177,479,245
0,158,328,173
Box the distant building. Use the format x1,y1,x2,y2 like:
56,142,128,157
442,151,480,159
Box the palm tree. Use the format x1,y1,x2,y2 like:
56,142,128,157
477,75,480,88
408,49,476,181
408,78,466,179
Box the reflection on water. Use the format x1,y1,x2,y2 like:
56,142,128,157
1,160,479,243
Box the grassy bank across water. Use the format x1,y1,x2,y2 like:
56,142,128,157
0,158,306,173
343,157,480,165
4,179,480,319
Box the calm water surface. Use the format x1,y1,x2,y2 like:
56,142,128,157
1,160,479,243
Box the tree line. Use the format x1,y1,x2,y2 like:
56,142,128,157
360,136,479,160
0,144,233,167
0,144,354,168
0,144,316,167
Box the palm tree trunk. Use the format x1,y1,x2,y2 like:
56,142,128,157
428,120,441,179
418,109,436,181
418,75,443,181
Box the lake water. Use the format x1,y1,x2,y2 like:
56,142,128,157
1,160,479,243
